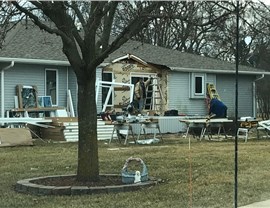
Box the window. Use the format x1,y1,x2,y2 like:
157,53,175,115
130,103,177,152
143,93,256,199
195,76,203,94
45,69,58,105
190,73,205,98
102,72,113,106
131,73,156,110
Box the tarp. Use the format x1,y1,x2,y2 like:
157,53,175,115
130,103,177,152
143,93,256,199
0,128,33,147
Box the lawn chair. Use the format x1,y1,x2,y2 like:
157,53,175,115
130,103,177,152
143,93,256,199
258,120,270,139
237,117,258,142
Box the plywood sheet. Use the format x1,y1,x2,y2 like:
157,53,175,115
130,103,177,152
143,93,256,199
0,128,33,147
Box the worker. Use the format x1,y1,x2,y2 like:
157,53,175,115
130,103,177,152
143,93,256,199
209,98,227,118
134,77,152,112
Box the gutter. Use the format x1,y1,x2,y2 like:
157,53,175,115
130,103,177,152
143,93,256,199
0,57,110,68
0,57,70,66
1,61,15,119
170,67,270,75
253,74,265,118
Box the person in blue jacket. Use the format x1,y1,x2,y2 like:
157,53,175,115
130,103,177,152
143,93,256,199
209,98,227,118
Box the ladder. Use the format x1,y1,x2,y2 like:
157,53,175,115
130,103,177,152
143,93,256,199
144,77,165,112
206,83,221,110
207,83,220,100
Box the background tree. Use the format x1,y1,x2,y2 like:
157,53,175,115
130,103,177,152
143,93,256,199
115,1,239,56
241,1,270,119
114,1,270,118
0,1,21,48
11,1,164,182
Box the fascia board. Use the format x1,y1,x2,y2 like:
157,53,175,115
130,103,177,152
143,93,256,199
0,57,70,66
0,57,112,69
111,54,148,66
170,67,270,75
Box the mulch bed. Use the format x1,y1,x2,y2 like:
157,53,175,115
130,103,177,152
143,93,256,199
32,175,124,187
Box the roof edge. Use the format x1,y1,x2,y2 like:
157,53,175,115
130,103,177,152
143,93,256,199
170,67,270,75
112,54,148,66
0,57,70,66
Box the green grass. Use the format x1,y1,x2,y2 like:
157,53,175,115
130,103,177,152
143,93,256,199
1,135,270,208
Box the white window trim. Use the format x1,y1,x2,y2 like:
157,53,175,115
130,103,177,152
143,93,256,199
190,73,206,98
45,68,58,106
130,72,156,83
102,71,114,107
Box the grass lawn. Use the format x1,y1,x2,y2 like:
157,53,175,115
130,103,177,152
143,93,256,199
1,134,270,208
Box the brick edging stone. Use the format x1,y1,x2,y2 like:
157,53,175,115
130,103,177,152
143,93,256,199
15,174,160,196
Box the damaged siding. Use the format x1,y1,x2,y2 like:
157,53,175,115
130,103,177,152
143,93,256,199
103,61,165,112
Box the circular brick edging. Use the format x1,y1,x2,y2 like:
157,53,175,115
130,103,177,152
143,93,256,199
15,174,160,196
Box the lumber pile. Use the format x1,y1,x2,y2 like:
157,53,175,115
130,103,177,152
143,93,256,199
40,117,77,141
40,117,116,142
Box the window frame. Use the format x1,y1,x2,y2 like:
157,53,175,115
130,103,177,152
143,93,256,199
102,71,114,107
190,73,206,99
45,69,58,106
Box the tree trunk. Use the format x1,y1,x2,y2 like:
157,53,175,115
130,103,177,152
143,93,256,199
76,71,99,182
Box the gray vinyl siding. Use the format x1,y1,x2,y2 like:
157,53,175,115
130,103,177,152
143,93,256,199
206,74,216,86
167,72,190,114
168,71,254,117
168,71,209,116
4,64,44,112
216,74,254,117
67,67,78,116
67,67,102,115
57,66,68,107
2,63,70,115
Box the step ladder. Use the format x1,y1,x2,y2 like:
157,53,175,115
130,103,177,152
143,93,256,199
144,77,165,112
207,83,220,100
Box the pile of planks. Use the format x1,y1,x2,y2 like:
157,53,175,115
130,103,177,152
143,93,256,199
40,117,78,141
40,117,116,142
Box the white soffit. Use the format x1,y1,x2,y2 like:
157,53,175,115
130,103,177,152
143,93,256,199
112,54,148,66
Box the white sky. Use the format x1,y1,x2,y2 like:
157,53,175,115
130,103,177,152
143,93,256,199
255,0,270,5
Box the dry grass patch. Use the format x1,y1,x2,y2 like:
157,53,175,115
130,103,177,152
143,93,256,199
1,136,270,208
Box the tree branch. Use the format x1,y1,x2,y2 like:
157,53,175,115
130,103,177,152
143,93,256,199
90,2,163,69
12,1,68,39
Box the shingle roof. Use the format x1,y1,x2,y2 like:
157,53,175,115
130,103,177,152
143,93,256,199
0,22,67,61
0,21,267,74
105,40,263,73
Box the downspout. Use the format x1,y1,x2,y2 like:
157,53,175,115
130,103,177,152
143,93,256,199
1,61,15,118
253,74,264,118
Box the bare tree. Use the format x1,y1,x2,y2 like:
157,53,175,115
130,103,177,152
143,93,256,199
11,1,164,182
114,1,238,56
0,1,21,48
240,1,270,119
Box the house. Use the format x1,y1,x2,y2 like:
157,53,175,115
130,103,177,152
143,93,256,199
1,21,269,122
